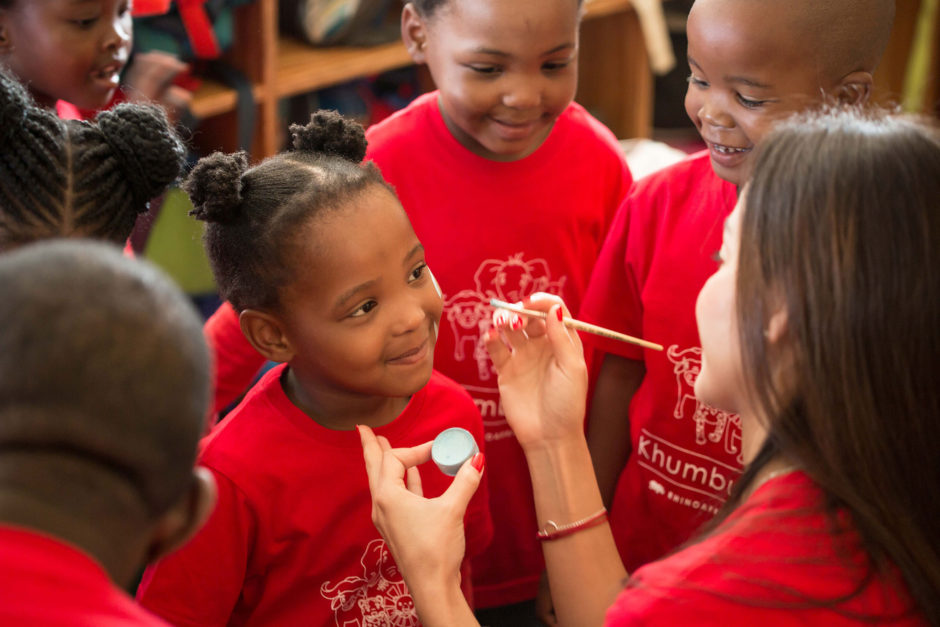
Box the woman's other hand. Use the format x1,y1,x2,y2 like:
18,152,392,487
358,425,483,598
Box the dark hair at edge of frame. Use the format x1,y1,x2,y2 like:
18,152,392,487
0,240,210,517
186,110,392,312
706,107,939,623
0,69,186,251
409,0,583,19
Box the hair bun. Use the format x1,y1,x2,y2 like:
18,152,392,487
0,70,31,143
290,109,367,163
184,151,249,223
96,104,186,212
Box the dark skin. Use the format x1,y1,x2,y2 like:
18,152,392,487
0,460,214,590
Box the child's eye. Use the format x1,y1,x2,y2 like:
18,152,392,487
350,300,378,318
71,16,99,28
687,74,708,89
737,94,767,109
467,65,501,76
408,262,428,283
543,60,572,72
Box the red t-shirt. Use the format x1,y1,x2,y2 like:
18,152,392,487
0,525,168,626
365,92,631,607
580,151,740,572
137,365,492,627
605,472,922,625
204,301,265,414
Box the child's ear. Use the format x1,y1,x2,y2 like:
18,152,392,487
239,309,295,363
835,71,873,106
401,3,428,63
144,467,217,564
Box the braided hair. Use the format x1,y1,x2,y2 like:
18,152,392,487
186,109,391,312
0,70,185,250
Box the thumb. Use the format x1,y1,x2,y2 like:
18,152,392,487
545,304,585,373
441,452,484,515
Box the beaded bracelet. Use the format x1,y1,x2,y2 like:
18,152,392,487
536,508,608,541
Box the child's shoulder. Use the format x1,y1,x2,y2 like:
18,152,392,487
365,92,438,147
629,149,733,205
424,369,477,406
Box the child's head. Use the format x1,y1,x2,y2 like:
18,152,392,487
684,0,895,185
402,0,582,162
0,0,132,110
0,239,214,585
0,69,184,251
188,111,443,402
695,108,939,616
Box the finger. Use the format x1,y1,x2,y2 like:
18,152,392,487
358,425,383,478
405,464,424,497
484,327,511,371
387,440,433,469
440,452,484,515
377,435,392,452
546,304,586,373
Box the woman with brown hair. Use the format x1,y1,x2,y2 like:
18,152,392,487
359,107,940,626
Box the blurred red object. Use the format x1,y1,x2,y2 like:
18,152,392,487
133,0,172,16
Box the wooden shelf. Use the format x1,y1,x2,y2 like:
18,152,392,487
188,0,652,158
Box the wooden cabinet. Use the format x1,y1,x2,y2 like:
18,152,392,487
188,0,653,159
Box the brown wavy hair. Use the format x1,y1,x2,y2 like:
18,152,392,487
728,107,940,623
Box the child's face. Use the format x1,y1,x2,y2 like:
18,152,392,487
279,185,443,401
683,0,834,186
694,194,745,414
410,0,579,161
0,0,132,110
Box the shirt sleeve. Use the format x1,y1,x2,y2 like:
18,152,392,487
137,469,255,627
579,195,645,361
204,302,266,414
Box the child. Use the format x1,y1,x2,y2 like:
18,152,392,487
579,0,897,574
136,111,493,626
0,0,190,121
0,239,215,625
0,68,185,250
362,106,940,625
367,0,631,617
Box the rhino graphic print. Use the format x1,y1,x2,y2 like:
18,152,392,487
666,345,743,464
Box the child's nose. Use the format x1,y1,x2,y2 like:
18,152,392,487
699,97,734,129
103,16,132,51
502,77,542,110
392,294,429,335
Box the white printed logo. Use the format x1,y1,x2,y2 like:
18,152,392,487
666,345,743,463
444,253,567,382
320,539,418,627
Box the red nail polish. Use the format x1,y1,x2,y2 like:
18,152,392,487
512,315,523,330
556,307,564,321
470,452,485,472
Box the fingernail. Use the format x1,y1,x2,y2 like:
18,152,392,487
470,452,485,472
512,315,523,330
556,307,563,321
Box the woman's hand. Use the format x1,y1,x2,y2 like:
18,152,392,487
358,425,484,604
484,294,589,452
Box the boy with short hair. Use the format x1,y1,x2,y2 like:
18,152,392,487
0,240,215,625
581,0,896,573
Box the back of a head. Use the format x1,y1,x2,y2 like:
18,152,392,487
0,70,186,251
0,240,210,519
738,107,940,621
186,109,390,312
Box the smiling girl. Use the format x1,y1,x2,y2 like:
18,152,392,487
136,111,492,627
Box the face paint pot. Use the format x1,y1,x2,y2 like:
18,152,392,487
431,427,479,476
